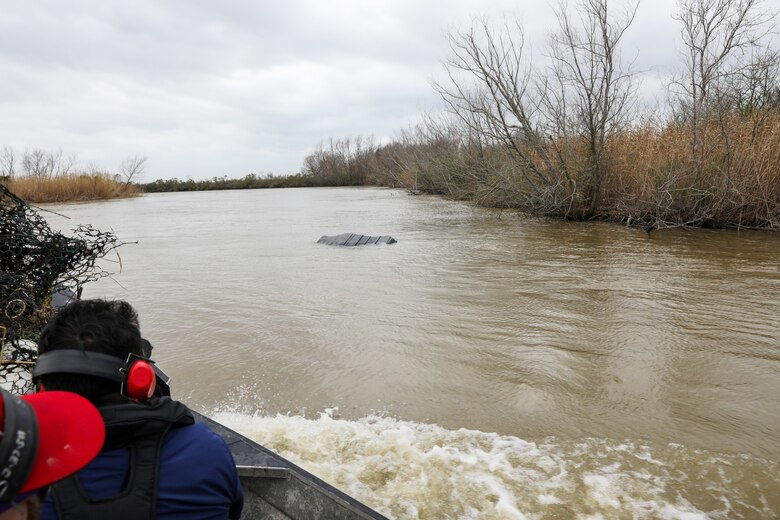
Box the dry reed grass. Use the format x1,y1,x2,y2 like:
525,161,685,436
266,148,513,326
602,116,780,228
5,174,142,203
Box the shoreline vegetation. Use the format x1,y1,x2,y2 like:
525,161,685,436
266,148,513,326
0,149,145,203
142,172,316,192
5,173,142,203
3,0,778,231
295,0,780,232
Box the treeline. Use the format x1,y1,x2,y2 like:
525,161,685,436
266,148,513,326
0,147,145,203
302,0,780,230
142,172,316,192
302,136,385,186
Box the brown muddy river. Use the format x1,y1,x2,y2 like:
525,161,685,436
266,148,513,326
42,187,780,519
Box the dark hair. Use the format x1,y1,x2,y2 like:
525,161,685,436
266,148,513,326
36,299,143,403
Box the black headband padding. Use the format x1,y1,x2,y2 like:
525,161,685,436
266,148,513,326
33,351,126,383
0,389,39,501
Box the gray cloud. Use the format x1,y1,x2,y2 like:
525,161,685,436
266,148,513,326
0,0,682,180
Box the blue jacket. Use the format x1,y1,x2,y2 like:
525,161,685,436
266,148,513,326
41,401,243,520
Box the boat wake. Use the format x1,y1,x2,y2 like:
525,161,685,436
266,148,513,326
212,409,779,520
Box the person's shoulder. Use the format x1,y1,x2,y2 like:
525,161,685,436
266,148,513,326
158,422,240,492
163,422,234,461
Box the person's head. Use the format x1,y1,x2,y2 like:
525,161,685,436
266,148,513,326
0,388,105,519
35,299,144,403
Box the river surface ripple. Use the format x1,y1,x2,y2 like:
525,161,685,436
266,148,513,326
43,188,780,519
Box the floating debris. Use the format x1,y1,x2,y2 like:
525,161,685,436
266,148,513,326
317,233,397,247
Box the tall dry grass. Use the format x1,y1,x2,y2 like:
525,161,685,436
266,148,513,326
4,173,142,203
602,116,780,228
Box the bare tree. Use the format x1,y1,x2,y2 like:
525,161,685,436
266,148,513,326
302,136,381,186
119,155,147,188
435,18,571,211
726,46,780,136
674,0,775,169
22,148,55,178
56,152,78,177
0,146,16,179
549,0,639,214
435,1,638,216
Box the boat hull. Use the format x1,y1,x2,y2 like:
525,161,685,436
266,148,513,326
193,411,389,520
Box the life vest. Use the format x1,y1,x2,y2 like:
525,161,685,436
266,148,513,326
49,397,194,520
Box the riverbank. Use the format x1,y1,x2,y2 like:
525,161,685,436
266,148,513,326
300,118,780,232
4,173,141,203
142,172,316,192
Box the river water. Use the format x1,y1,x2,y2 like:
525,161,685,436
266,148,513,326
42,188,780,519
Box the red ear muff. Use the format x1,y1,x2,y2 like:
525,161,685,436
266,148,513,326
125,360,157,401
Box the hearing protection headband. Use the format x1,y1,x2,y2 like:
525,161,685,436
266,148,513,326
33,350,126,382
33,350,171,399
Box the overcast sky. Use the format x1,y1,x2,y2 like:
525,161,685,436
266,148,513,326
0,0,685,181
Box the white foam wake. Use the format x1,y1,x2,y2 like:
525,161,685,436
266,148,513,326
213,409,779,520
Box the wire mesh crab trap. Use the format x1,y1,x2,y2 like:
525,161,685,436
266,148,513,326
1,184,121,394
